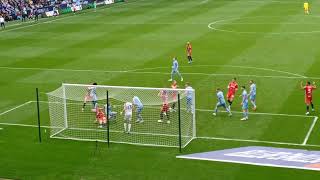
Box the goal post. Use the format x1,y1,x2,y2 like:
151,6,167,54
47,83,196,148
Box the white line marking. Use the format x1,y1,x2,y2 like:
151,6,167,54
0,101,32,116
200,0,209,4
34,100,312,118
303,116,318,145
0,66,314,79
176,156,320,172
208,16,320,35
0,0,147,33
196,136,320,148
196,108,313,118
1,120,320,148
0,127,3,130
129,65,307,78
0,122,55,129
1,15,75,33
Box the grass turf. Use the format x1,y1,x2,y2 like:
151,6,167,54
1,0,320,179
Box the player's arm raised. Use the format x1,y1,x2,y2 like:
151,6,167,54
301,81,305,89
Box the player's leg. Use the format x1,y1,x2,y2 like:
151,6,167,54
82,96,89,111
305,98,310,115
227,99,232,110
169,70,175,81
171,102,176,112
311,99,315,111
136,106,143,123
241,104,248,120
186,97,192,113
213,102,221,116
127,116,132,133
166,110,170,124
306,105,310,115
224,103,232,116
124,115,128,132
188,55,193,63
92,100,98,111
159,111,164,123
102,117,107,126
250,95,257,111
176,70,183,81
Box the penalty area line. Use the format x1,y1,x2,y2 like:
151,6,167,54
0,122,58,129
302,116,318,145
0,101,32,116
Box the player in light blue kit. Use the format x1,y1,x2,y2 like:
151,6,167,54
133,96,144,123
240,86,249,121
185,82,194,113
249,80,257,111
213,88,232,116
168,57,183,82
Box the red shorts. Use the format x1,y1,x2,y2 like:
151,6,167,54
305,97,312,105
227,92,235,100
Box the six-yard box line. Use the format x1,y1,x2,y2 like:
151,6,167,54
0,100,318,148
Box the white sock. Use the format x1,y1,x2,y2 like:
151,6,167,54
124,123,127,132
128,123,131,132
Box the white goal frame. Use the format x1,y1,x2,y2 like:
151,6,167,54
47,83,196,148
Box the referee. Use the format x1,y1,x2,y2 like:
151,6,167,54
0,15,5,29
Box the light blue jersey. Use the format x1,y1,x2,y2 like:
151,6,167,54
185,86,193,113
249,83,256,100
169,58,183,81
242,90,249,110
88,86,97,101
133,96,143,107
213,90,231,115
133,96,143,122
217,91,226,105
172,59,179,72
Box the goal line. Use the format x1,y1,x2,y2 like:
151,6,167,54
0,101,318,148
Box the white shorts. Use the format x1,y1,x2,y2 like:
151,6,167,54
124,113,132,122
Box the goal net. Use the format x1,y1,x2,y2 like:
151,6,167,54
47,83,196,148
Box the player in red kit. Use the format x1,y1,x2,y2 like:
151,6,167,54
301,81,316,115
170,80,178,112
186,42,193,64
158,103,170,124
227,78,238,110
96,108,107,128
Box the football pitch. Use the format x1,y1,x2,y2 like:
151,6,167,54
1,0,320,179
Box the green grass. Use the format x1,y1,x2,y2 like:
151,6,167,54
1,0,320,179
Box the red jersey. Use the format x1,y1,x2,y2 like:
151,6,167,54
228,82,238,95
186,44,192,56
171,83,177,100
96,111,105,120
161,103,169,112
159,90,168,103
305,85,315,98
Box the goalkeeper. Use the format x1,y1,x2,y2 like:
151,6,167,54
96,108,107,128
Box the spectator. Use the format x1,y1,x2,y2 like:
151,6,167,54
0,14,5,29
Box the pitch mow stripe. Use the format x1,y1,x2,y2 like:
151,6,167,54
0,66,315,79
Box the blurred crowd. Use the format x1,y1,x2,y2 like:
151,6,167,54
0,0,74,21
